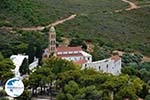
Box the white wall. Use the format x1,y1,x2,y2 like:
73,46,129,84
111,59,122,75
80,51,92,62
57,51,81,55
10,54,29,77
82,58,121,75
61,56,83,61
84,56,92,63
57,52,63,55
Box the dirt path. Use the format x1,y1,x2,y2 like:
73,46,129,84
115,0,138,12
0,14,76,31
46,14,76,28
115,0,150,12
139,4,150,8
114,0,150,12
0,1,149,30
122,0,138,11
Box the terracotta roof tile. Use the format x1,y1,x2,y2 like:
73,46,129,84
57,53,83,57
57,46,82,52
74,59,88,65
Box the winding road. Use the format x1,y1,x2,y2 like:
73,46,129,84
122,0,138,11
115,0,138,12
0,14,76,31
0,0,150,30
115,0,150,12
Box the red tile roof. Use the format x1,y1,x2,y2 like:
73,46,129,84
74,59,88,65
111,55,121,62
57,46,82,52
57,53,83,57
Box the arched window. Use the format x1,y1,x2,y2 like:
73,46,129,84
107,64,108,68
85,64,87,67
106,64,109,72
99,66,101,71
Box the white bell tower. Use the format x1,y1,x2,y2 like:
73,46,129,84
48,26,56,56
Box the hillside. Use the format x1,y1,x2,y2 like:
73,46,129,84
0,0,128,27
1,1,150,99
0,0,150,56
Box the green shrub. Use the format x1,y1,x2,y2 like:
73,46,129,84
145,95,150,100
0,90,6,97
0,98,9,100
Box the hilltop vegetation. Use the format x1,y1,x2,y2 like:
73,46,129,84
0,30,48,62
0,0,46,27
0,0,127,27
0,0,150,56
